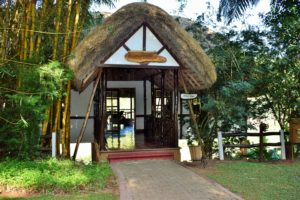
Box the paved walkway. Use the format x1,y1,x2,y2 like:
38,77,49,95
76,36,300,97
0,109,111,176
111,160,243,200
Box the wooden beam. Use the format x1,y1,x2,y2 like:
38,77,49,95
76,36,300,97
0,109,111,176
123,44,130,51
143,25,146,51
157,46,165,55
72,70,102,160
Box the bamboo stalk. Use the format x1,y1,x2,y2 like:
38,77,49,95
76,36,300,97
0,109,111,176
36,0,47,53
1,0,11,59
52,99,61,156
23,2,30,60
60,0,74,158
52,0,63,60
61,82,71,158
71,0,80,50
62,0,73,61
72,70,102,160
29,0,35,58
42,107,50,136
19,1,25,60
62,0,80,158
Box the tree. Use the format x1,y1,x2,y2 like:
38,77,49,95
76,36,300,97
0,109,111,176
248,1,300,129
185,0,299,157
185,17,256,157
217,0,260,24
0,0,116,158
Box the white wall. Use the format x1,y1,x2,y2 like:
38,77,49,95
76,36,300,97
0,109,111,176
70,84,94,143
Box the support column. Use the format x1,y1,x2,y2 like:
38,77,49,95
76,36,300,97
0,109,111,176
161,70,165,145
280,130,286,160
174,69,179,147
143,79,147,139
217,131,224,160
151,76,155,142
99,69,107,151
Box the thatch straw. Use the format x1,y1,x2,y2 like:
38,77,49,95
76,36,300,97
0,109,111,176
68,2,216,92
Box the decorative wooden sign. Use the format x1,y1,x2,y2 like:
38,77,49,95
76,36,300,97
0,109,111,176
125,51,167,64
290,118,300,143
180,93,197,100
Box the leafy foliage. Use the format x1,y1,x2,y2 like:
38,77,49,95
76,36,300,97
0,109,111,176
185,1,299,158
217,0,260,24
0,0,116,158
248,1,300,129
0,61,72,158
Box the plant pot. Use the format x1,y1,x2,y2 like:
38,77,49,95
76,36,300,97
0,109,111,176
189,145,202,161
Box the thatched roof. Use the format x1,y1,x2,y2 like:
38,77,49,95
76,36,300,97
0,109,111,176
68,2,216,92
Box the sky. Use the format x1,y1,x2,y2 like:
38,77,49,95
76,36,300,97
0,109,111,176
91,0,271,31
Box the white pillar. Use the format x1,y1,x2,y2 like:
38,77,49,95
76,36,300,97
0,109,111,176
217,131,224,160
52,132,56,158
280,130,286,160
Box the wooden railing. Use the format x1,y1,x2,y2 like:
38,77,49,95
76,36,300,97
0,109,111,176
217,129,289,162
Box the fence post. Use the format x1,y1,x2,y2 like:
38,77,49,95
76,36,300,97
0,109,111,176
280,130,286,160
52,132,56,158
259,123,265,162
218,131,224,160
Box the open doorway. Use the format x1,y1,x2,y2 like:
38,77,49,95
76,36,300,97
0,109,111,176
105,88,135,150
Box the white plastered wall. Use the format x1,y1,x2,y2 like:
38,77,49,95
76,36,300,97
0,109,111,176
70,84,94,143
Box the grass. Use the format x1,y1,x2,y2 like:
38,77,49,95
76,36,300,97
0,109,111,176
0,158,117,199
203,161,300,200
1,192,117,200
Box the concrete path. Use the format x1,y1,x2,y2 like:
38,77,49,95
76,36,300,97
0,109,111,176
111,160,243,200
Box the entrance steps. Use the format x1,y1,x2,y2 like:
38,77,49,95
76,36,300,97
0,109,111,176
106,149,175,163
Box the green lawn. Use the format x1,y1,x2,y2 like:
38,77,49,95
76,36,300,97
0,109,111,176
0,159,118,199
1,193,117,200
203,161,300,200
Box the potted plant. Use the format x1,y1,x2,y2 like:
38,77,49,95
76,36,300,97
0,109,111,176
186,127,202,161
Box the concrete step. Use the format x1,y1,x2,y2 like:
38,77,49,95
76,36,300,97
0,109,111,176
108,150,174,163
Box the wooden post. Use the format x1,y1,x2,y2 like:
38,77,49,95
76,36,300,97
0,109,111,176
180,99,183,139
217,131,224,160
259,123,264,162
161,70,165,144
143,79,147,138
151,77,155,142
99,70,107,151
52,132,56,158
72,71,101,160
151,77,154,112
117,89,120,149
174,69,179,147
